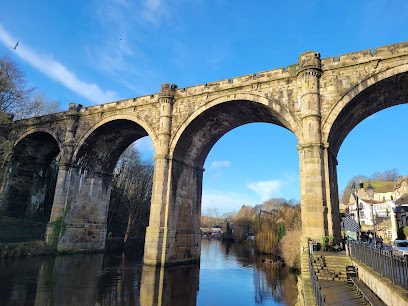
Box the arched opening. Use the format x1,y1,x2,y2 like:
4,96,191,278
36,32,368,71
172,100,295,167
56,119,155,249
106,136,155,251
327,71,408,156
327,71,408,242
166,99,300,263
0,131,60,242
74,119,151,174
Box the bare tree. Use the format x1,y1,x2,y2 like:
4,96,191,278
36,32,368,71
369,168,399,182
14,92,60,119
0,51,34,115
340,169,399,204
340,175,367,204
110,146,154,243
0,50,61,228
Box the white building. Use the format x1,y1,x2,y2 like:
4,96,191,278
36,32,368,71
348,197,395,226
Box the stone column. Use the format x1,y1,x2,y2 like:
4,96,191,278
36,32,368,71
144,84,177,266
324,146,341,240
144,84,202,266
47,103,112,251
297,51,328,241
46,103,82,247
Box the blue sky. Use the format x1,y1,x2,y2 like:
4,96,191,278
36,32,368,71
1,0,407,214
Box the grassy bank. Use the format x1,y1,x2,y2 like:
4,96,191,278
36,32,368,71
0,216,47,243
0,241,54,258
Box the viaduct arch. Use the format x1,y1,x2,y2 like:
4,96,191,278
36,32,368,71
0,41,408,265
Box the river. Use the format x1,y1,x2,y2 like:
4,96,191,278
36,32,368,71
0,239,298,305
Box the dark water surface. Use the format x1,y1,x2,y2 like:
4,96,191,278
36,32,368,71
0,239,298,305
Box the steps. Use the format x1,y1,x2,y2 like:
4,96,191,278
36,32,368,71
312,254,352,283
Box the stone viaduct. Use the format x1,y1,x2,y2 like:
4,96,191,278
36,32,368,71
1,41,407,265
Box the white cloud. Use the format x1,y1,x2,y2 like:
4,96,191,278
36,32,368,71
202,190,256,214
210,160,232,169
247,180,282,201
0,24,118,104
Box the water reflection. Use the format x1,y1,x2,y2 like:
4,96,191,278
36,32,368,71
0,239,297,305
198,239,298,305
140,264,199,306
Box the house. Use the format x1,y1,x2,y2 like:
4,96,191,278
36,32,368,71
347,197,395,226
346,177,408,241
211,225,222,236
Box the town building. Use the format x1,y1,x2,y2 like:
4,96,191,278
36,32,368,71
345,177,408,241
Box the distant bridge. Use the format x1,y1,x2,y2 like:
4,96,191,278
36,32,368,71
1,41,408,265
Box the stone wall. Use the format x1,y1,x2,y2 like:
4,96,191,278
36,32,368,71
2,41,408,264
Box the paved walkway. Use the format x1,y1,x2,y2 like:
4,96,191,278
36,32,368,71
320,280,367,305
312,250,368,305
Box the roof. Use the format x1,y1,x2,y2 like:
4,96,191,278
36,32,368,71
348,199,385,205
361,181,396,193
396,193,408,205
360,199,385,204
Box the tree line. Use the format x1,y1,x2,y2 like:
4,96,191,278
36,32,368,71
201,198,302,270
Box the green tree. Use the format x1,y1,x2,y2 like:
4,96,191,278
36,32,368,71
276,222,285,242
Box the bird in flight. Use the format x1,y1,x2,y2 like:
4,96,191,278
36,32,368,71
11,41,19,50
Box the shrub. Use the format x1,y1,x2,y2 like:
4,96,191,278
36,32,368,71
0,241,53,258
321,236,327,250
397,226,408,240
280,229,301,271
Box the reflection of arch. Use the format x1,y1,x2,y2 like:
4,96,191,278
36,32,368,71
323,65,408,155
72,115,157,173
14,128,61,150
170,93,301,167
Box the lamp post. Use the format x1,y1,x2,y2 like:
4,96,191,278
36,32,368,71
351,182,363,241
366,182,376,240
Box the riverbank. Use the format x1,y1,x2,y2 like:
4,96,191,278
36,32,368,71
0,237,147,259
0,241,54,258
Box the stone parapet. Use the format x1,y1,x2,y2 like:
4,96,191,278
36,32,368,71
353,259,408,306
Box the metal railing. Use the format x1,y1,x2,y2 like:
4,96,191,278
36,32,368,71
348,240,408,290
308,239,326,306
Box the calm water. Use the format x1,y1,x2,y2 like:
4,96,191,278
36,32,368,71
0,239,298,305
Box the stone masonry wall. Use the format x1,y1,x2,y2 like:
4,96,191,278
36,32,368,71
3,41,408,264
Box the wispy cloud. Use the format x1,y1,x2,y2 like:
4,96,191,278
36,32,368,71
0,24,118,104
247,180,282,201
210,160,232,169
142,0,168,25
89,0,171,94
202,190,256,214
